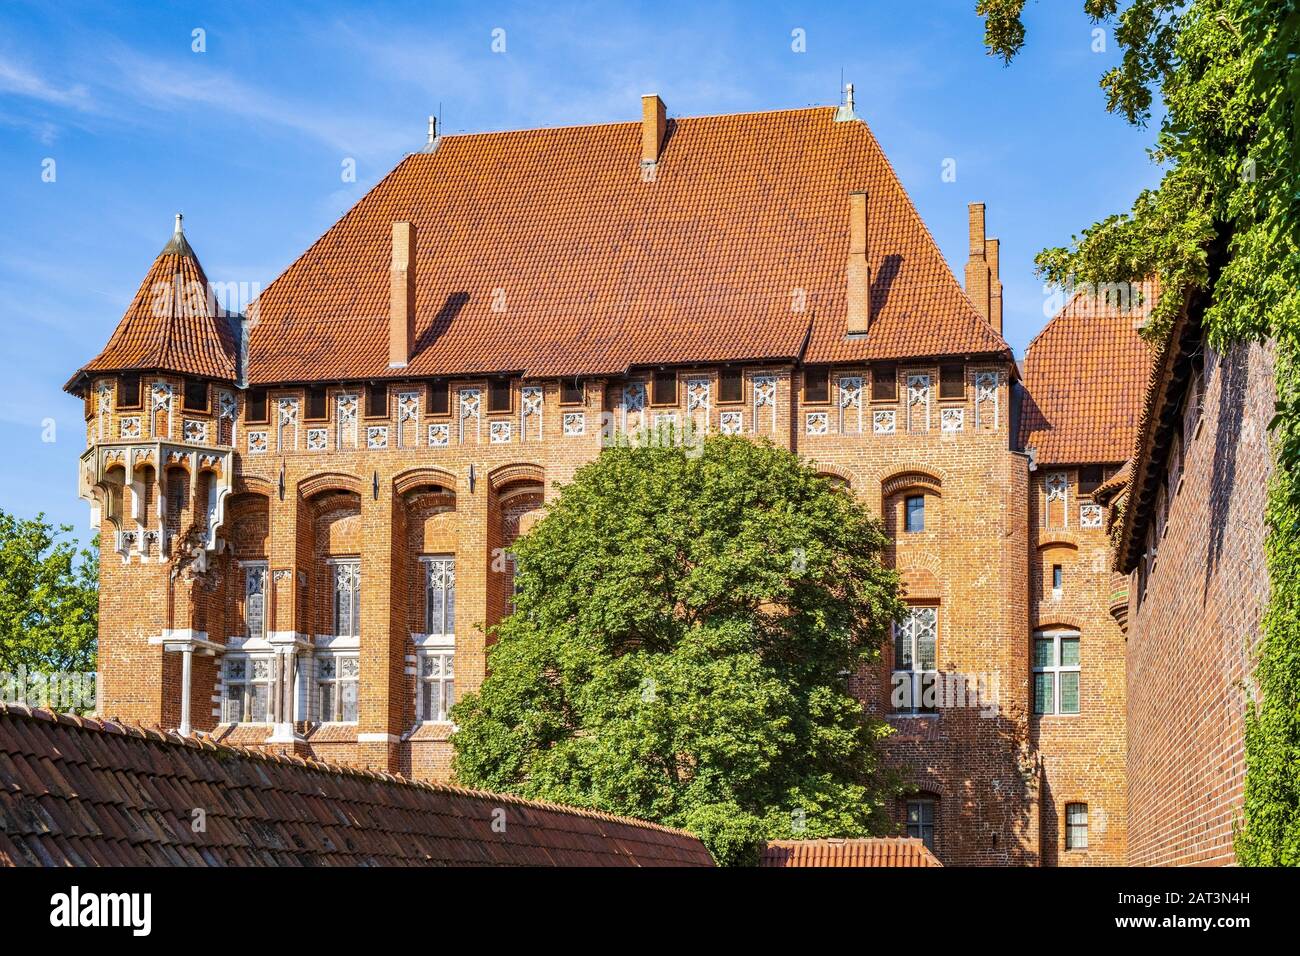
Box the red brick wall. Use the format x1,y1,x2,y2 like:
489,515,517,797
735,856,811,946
1124,339,1275,866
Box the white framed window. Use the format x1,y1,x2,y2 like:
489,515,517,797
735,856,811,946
244,563,267,640
893,606,938,713
423,555,456,637
316,653,359,723
418,649,455,722
1034,629,1080,715
221,655,272,723
332,560,361,638
906,799,936,851
1065,802,1088,850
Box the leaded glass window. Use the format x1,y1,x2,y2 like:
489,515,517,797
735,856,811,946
1033,631,1080,715
424,556,455,637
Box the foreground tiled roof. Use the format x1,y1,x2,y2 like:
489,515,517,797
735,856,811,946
247,107,1009,384
70,222,239,388
1019,281,1157,465
0,704,713,867
758,837,941,867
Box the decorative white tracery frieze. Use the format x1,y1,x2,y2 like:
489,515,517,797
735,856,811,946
1079,504,1103,528
752,375,777,433
218,389,237,447
1045,472,1069,528
151,382,174,438
96,384,112,441
459,388,482,444
490,420,512,444
720,411,743,435
873,409,896,435
975,371,999,430
120,417,141,439
838,376,863,434
906,374,931,432
686,378,712,433
336,394,358,449
183,419,208,444
941,408,964,433
397,391,420,448
306,428,327,452
563,412,585,437
621,381,647,433
367,425,388,449
521,385,543,441
277,397,299,452
805,412,829,436
248,431,268,454
428,423,450,447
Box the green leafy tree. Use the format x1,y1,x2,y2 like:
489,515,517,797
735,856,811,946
975,0,1300,863
0,509,98,679
452,435,904,864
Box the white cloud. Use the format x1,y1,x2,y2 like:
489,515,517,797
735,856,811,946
0,56,92,109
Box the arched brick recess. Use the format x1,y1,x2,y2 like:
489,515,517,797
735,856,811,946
298,471,364,499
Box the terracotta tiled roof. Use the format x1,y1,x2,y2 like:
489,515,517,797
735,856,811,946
246,107,1009,384
0,704,713,867
758,837,941,867
1019,281,1158,465
69,222,239,389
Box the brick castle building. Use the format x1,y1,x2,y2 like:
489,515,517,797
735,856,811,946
66,93,1157,866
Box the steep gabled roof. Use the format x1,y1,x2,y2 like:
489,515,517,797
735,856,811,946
0,704,714,867
68,216,239,390
246,107,1009,385
758,837,942,867
1019,280,1158,465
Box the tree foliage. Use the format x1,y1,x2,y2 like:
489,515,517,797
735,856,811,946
451,436,904,865
0,509,98,675
977,0,1300,863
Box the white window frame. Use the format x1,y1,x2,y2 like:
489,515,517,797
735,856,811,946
893,606,938,714
315,651,359,723
1065,802,1089,850
1033,629,1081,715
418,647,455,723
221,653,273,724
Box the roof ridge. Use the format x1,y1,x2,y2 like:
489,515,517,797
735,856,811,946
0,702,700,840
434,105,836,139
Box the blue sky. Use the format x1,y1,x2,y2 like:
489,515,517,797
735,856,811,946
0,0,1161,537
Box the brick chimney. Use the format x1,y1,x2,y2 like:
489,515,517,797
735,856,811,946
987,236,1003,334
389,220,415,368
641,94,666,166
964,202,990,324
846,191,872,335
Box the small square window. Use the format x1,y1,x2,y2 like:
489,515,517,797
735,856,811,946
872,364,897,402
719,369,743,403
905,495,925,533
489,378,512,413
651,372,677,406
365,384,388,418
560,378,585,405
305,386,328,421
939,364,965,400
245,389,268,423
803,366,830,403
117,374,142,409
183,380,208,412
427,380,450,416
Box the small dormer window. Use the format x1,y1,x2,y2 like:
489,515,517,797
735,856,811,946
872,364,897,402
561,378,585,405
306,386,328,420
365,384,388,418
939,364,964,399
803,366,830,404
719,369,743,403
245,388,268,423
651,372,676,406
